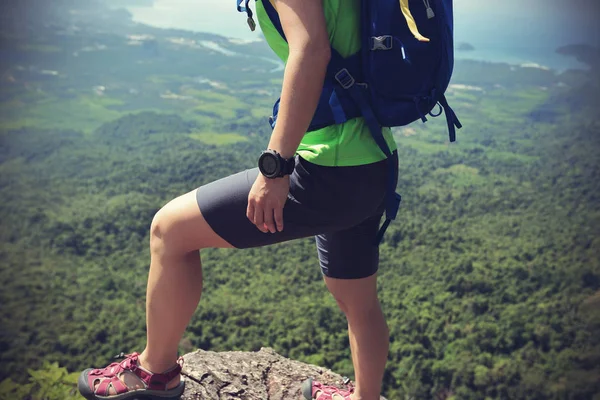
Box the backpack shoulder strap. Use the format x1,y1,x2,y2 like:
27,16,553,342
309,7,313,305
261,0,285,38
328,51,401,244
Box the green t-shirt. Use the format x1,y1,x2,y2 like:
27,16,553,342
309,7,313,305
256,0,397,167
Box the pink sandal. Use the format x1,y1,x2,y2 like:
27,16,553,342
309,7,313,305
77,352,185,400
302,377,355,400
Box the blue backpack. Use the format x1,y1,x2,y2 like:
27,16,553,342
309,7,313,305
237,0,462,244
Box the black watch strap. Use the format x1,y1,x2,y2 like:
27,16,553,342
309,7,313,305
282,155,295,175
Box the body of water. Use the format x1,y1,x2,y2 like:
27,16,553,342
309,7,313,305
454,45,586,72
126,1,593,72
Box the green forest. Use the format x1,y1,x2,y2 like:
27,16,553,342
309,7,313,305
0,1,599,399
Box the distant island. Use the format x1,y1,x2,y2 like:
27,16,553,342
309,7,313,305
556,44,599,69
457,42,475,51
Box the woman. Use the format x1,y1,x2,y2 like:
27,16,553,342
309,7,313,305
78,0,398,399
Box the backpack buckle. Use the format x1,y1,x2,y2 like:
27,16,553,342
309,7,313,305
334,69,355,89
371,35,393,51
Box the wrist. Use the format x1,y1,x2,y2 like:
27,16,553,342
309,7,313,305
266,144,296,160
267,135,298,160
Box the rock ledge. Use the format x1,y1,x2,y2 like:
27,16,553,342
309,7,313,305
180,347,387,399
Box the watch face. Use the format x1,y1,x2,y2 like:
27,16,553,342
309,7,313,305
261,153,279,176
263,156,277,174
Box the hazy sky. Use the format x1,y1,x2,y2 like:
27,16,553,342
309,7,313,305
127,0,599,47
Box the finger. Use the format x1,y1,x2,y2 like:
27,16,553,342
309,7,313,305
246,198,255,223
253,207,268,233
263,206,276,233
274,205,284,232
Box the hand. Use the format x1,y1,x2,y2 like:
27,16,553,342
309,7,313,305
247,174,290,233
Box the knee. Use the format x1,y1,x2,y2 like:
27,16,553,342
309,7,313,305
339,297,388,334
333,293,380,320
150,204,180,256
326,275,382,320
333,296,350,315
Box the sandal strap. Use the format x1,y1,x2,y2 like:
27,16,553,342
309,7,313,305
141,356,184,390
110,377,128,394
312,380,354,400
95,378,112,396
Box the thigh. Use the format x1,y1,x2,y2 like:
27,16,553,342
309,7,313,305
152,188,235,253
196,166,332,249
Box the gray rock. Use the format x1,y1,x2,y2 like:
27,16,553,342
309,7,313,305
180,347,387,399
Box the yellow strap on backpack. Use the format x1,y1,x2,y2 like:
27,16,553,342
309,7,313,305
399,0,430,42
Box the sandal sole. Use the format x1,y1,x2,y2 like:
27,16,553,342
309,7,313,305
301,377,314,399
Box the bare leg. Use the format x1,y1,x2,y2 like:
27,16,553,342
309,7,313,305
140,250,201,374
324,274,389,400
139,189,233,379
94,189,232,394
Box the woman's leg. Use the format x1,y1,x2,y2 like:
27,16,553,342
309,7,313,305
88,188,233,395
324,274,389,400
140,189,233,376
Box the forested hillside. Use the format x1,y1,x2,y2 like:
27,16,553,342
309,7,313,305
0,1,599,399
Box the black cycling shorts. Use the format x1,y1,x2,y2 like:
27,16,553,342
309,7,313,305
196,152,398,279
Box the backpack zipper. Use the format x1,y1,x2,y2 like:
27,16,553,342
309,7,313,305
423,0,435,19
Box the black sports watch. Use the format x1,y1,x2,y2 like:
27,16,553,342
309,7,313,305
258,149,295,179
